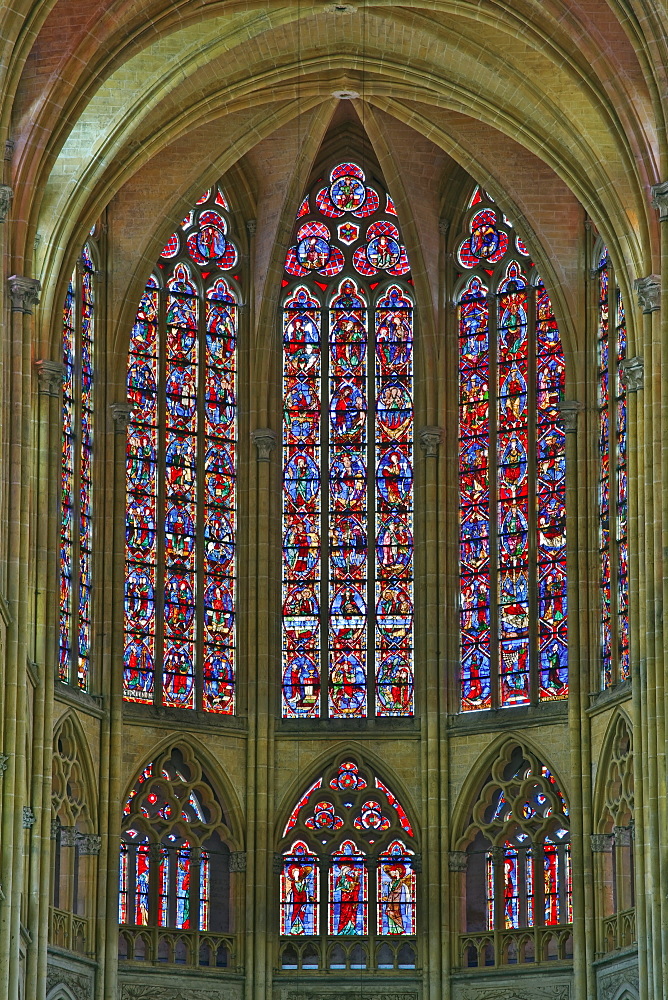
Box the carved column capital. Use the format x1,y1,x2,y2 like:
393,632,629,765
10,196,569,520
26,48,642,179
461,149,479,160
0,185,13,223
59,825,77,846
591,832,614,853
4,139,14,161
273,852,284,875
77,832,102,855
8,275,41,313
252,427,276,461
613,825,632,846
419,425,444,457
619,356,644,392
50,818,61,840
557,399,583,433
449,850,468,872
22,807,36,829
35,360,66,396
246,218,257,237
634,274,661,313
0,753,8,775
229,850,247,872
110,402,133,433
439,217,450,237
651,180,668,221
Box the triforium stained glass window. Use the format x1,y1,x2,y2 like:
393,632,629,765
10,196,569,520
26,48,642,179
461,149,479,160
457,188,568,711
124,185,239,712
278,759,417,971
281,161,414,719
458,744,572,967
59,239,96,689
595,246,630,688
119,746,232,947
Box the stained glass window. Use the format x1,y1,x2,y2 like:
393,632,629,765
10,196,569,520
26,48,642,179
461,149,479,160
59,240,96,689
461,744,571,961
457,189,567,711
282,162,414,719
124,185,238,712
278,758,417,967
119,747,232,936
596,246,630,687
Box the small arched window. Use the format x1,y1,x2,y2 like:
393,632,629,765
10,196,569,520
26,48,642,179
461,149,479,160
457,743,572,968
456,188,568,711
119,745,235,968
59,239,96,689
281,161,414,720
123,185,239,713
595,246,630,688
593,714,635,952
278,758,417,973
50,716,95,954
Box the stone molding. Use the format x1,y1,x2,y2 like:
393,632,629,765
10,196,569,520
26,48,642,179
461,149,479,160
591,832,614,852
110,402,133,433
120,987,235,1000
35,359,66,396
557,399,583,433
8,275,41,313
0,184,12,222
22,807,36,829
449,850,469,872
228,850,246,872
651,180,668,222
419,425,444,457
77,833,102,855
619,356,644,392
633,274,660,313
459,989,569,1000
46,967,92,1000
252,427,276,461
284,995,417,1000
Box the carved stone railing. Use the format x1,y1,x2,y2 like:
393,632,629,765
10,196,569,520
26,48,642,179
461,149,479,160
118,926,238,970
459,924,573,969
49,906,88,954
602,907,636,953
278,935,418,973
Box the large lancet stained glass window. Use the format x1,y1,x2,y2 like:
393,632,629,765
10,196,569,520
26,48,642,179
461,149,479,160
59,239,96,690
596,246,630,688
124,186,239,712
282,162,414,719
457,189,568,711
279,758,417,971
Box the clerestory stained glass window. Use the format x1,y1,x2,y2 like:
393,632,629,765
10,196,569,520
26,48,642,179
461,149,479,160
123,185,239,712
596,246,630,688
59,240,96,690
457,188,568,711
279,759,417,971
281,162,414,719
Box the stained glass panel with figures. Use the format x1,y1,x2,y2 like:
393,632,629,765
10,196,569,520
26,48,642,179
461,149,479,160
59,242,96,690
124,186,238,712
281,161,414,719
456,190,567,710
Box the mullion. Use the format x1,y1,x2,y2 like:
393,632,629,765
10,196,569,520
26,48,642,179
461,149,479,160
489,284,499,708
608,269,620,685
155,281,167,707
527,287,538,704
71,262,83,687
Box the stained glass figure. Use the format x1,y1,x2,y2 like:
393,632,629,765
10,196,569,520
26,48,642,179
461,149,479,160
596,247,630,688
281,841,320,935
377,841,415,934
279,758,417,942
457,191,567,710
329,840,367,934
124,188,238,711
282,162,414,719
59,242,96,690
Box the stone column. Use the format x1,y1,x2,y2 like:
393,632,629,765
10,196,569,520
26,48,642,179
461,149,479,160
1,275,40,998
100,401,132,1000
27,359,65,1000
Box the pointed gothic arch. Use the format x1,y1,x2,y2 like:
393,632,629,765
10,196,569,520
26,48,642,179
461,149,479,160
452,738,572,969
277,754,419,974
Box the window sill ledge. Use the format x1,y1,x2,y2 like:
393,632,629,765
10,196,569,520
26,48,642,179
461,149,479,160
447,698,568,736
